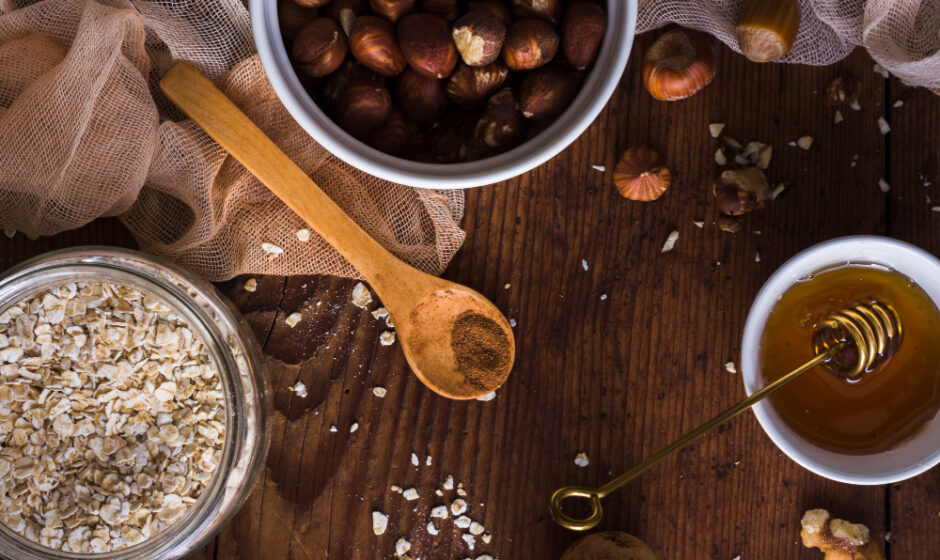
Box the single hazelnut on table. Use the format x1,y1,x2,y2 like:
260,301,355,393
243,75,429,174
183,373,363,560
419,0,459,21
292,18,349,78
337,80,392,138
519,66,579,120
511,0,561,24
560,531,656,560
446,61,510,109
475,87,526,151
562,2,608,70
369,0,416,22
349,16,407,77
613,147,672,202
397,13,458,79
825,75,860,107
502,18,559,71
642,28,716,101
396,68,447,123
736,0,800,63
801,509,886,560
713,166,770,216
452,11,506,67
327,0,368,36
467,0,513,25
279,0,317,40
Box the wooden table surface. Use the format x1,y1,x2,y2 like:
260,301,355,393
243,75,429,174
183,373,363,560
3,33,940,559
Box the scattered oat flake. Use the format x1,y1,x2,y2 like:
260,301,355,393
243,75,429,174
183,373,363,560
243,278,257,292
391,485,402,493
879,179,891,193
476,391,496,401
581,259,589,271
373,386,387,398
894,100,904,108
462,533,476,551
600,294,607,301
403,487,419,501
592,164,606,172
574,452,589,467
451,498,468,515
426,455,432,466
296,228,311,242
443,475,454,490
503,283,511,290
435,489,444,497
469,521,485,535
290,381,308,398
372,307,389,321
380,331,396,346
455,515,472,529
457,482,467,496
261,242,283,255
427,521,439,535
411,453,420,466
834,109,844,124
797,136,813,150
715,148,728,166
350,422,359,433
877,117,891,135
482,534,492,544
431,505,448,519
725,361,737,374
372,511,389,535
693,221,705,228
285,312,302,327
661,230,679,253
395,537,411,556
850,99,862,111
709,123,725,138
351,282,372,308
772,183,786,200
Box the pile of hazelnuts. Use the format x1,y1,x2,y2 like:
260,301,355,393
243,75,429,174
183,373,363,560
280,0,608,163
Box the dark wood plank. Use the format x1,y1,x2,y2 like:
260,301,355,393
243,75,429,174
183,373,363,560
885,78,940,559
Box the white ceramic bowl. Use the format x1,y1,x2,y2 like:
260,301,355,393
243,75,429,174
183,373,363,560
251,1,637,189
741,236,940,485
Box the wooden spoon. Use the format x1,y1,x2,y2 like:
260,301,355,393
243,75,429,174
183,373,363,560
159,63,514,400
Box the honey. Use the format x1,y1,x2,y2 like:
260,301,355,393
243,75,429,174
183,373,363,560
758,264,940,454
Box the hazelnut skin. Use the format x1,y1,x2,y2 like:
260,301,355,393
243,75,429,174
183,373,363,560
511,0,561,24
292,18,349,78
349,16,407,77
713,167,771,216
398,13,458,79
519,66,579,120
369,0,416,22
643,29,716,101
562,2,608,70
396,68,447,123
419,0,460,21
279,1,317,40
452,11,507,67
468,0,513,25
446,61,510,109
613,147,672,202
337,80,392,138
475,88,526,150
327,0,368,36
502,18,559,71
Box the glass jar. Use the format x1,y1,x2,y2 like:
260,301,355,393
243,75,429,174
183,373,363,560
0,247,271,559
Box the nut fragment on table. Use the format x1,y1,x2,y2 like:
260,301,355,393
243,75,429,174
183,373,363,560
801,508,886,560
0,281,224,552
613,147,672,201
825,75,860,107
643,29,715,101
714,167,771,216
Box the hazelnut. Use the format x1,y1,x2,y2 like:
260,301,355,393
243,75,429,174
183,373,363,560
613,147,672,202
468,1,513,25
292,18,349,78
349,16,407,76
369,0,416,22
279,0,317,40
561,532,656,560
446,61,510,109
396,68,447,123
398,13,458,79
800,509,886,560
292,0,329,7
511,0,561,24
322,60,377,110
737,0,800,63
562,2,607,70
452,11,506,67
519,66,579,120
419,0,459,21
825,75,860,107
717,214,741,233
327,0,368,36
337,80,392,138
475,88,525,150
502,18,559,71
642,29,716,101
370,109,421,157
429,109,477,162
713,167,770,216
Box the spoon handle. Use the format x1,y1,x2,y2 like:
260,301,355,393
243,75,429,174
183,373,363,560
550,344,841,532
158,62,407,287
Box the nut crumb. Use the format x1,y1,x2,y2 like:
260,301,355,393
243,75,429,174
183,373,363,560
877,117,891,135
849,99,862,111
797,136,814,150
509,319,517,328
451,498,468,515
715,148,728,166
372,511,389,535
893,100,903,108
330,425,338,432
411,453,420,466
661,230,679,253
592,164,606,172
476,391,496,402
261,242,283,255
725,361,737,374
3,229,14,238
350,422,359,433
693,221,705,228
457,482,467,496
456,515,472,529
426,455,432,466
290,381,308,398
403,487,419,501
574,452,589,467
873,62,889,78
878,179,891,193
296,228,311,242
834,110,844,124
351,282,372,308
391,485,402,493
755,251,761,263
285,312,302,327
771,183,786,200
427,521,439,535
462,533,476,551
443,475,454,490
470,521,485,535
431,505,448,518
380,331,396,346
395,537,411,556
372,307,389,321
244,278,257,292
709,123,725,138
482,534,492,544
600,294,608,301
581,259,589,271
373,386,387,398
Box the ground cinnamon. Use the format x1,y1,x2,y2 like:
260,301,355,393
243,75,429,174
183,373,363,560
451,311,511,390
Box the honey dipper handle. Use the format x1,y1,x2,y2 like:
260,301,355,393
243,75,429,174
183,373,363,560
158,62,407,287
550,345,841,531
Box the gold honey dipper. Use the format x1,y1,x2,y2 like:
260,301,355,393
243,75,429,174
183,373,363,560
550,302,903,531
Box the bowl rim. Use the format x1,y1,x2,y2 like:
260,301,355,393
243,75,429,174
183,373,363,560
251,0,638,189
740,235,940,485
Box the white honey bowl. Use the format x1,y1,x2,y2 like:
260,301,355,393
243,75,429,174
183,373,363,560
251,0,638,189
741,236,940,485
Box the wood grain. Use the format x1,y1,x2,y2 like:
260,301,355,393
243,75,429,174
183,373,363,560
2,38,938,560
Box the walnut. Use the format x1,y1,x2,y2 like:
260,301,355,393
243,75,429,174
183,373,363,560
801,509,886,560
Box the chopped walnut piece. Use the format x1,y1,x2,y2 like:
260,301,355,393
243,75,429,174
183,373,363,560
801,509,886,560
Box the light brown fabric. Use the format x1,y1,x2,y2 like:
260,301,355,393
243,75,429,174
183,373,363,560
0,0,465,281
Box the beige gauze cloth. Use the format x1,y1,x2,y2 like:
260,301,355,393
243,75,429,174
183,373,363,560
1,0,937,281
